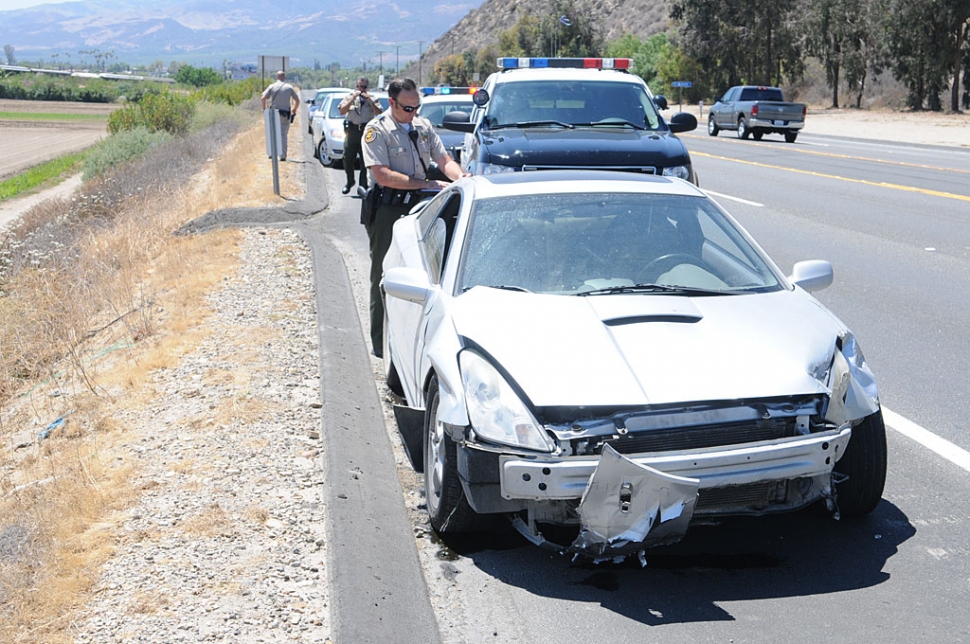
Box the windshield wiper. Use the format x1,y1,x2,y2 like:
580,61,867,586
490,120,575,130
579,119,647,130
578,283,733,296
463,284,533,293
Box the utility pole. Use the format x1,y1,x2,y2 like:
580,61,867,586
378,51,386,74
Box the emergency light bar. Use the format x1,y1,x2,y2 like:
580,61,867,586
496,57,632,70
420,86,478,95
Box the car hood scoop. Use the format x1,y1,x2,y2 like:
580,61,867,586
452,287,839,407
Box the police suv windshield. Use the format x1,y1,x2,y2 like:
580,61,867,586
486,81,663,130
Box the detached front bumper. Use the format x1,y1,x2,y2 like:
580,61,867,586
499,425,851,501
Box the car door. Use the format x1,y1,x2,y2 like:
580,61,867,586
713,87,736,127
386,189,461,403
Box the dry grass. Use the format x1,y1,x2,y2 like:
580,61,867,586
0,108,304,642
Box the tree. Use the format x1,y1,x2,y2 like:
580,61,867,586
497,15,542,57
4,44,15,65
944,1,970,111
885,0,953,110
175,64,223,87
606,32,670,88
670,0,805,90
538,0,603,57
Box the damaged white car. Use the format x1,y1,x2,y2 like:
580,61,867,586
382,171,886,561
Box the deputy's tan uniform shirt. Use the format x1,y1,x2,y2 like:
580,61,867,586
361,113,446,182
261,81,299,111
343,94,381,126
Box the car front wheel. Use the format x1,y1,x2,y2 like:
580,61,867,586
707,115,719,136
834,409,888,516
424,376,476,533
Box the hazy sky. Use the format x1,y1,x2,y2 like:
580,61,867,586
2,0,64,10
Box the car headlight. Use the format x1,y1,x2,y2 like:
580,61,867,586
459,350,555,452
479,162,518,175
662,164,693,182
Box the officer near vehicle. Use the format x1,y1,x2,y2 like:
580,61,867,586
361,77,468,356
261,70,300,160
338,75,383,194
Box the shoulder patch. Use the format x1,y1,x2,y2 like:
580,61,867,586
364,127,377,144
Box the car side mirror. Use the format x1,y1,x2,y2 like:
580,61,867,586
789,260,833,292
668,112,698,133
442,111,475,133
384,267,433,304
713,95,721,104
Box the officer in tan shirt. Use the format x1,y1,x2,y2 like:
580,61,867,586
360,76,467,356
338,75,383,194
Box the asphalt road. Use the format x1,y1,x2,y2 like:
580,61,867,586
303,124,970,643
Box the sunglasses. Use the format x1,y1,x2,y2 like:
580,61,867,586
393,99,420,113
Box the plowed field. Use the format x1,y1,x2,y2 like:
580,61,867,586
0,99,117,180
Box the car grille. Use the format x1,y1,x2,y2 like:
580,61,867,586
600,418,795,455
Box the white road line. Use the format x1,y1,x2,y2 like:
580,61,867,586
883,407,970,474
702,189,764,207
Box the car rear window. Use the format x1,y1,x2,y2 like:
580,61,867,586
739,88,784,102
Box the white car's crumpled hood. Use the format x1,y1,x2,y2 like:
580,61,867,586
451,287,842,407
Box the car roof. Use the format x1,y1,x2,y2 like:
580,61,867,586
421,94,474,104
464,170,705,200
488,67,643,85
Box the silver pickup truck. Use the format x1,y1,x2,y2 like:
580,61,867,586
707,86,806,143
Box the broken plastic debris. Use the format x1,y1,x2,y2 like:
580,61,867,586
572,444,699,555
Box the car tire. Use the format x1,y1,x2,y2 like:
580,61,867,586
318,140,335,167
382,311,404,396
707,115,719,136
785,131,798,143
752,130,764,141
737,117,751,139
834,409,888,517
424,376,476,533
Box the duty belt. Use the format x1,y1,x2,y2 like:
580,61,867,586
347,122,367,131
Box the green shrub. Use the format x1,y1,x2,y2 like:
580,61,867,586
175,64,223,88
82,127,171,179
107,90,194,135
0,73,121,102
189,100,246,132
194,76,262,106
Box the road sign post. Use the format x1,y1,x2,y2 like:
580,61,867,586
672,80,692,109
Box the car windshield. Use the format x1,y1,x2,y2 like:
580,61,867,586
457,193,783,295
486,80,663,130
419,100,474,127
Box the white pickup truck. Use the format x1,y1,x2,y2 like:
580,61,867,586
707,85,806,143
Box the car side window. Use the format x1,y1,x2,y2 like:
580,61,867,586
418,193,461,284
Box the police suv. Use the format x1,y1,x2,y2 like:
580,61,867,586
442,57,699,183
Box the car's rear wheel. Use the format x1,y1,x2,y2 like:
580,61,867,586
318,139,335,167
752,130,764,141
737,117,751,139
834,409,888,516
707,115,719,136
785,131,798,143
425,376,476,533
382,311,404,396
